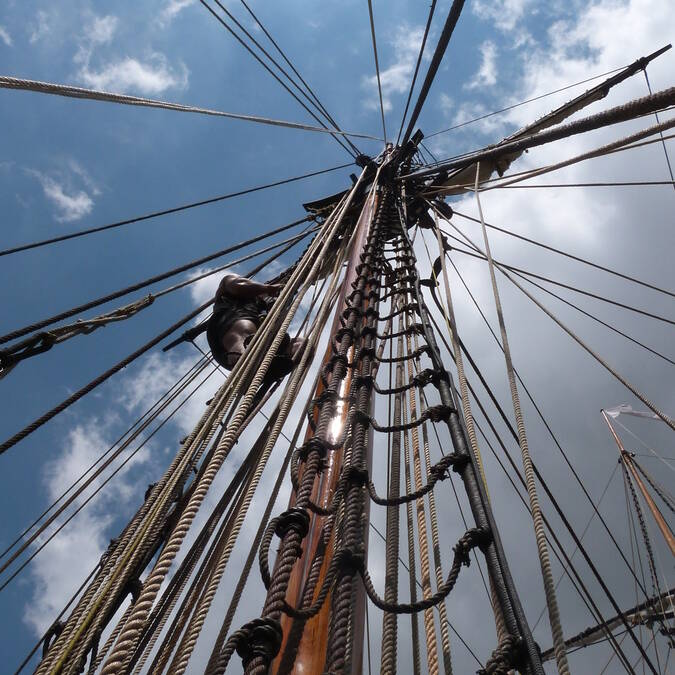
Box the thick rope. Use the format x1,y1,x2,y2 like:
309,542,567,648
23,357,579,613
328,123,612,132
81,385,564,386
426,212,509,646
413,337,453,675
164,246,348,675
380,311,404,674
473,164,569,673
94,172,363,675
405,321,439,675
401,385,423,675
0,76,379,140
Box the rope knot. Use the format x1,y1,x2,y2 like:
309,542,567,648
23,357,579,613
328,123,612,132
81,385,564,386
235,618,283,668
298,437,329,460
338,546,365,574
430,454,465,481
344,464,369,487
274,507,310,540
413,368,437,387
426,404,452,423
454,527,491,566
477,634,522,675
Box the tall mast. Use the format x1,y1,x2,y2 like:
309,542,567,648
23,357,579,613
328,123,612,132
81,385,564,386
602,410,675,557
234,149,546,675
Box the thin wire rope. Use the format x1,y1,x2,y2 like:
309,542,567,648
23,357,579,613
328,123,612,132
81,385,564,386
210,0,362,155
237,0,354,150
643,69,675,189
0,363,219,592
1,227,315,375
0,214,312,344
420,130,675,197
421,303,637,673
612,418,675,474
425,64,626,138
508,269,675,368
449,210,675,300
199,0,358,158
472,163,570,673
396,0,437,143
400,0,466,146
0,238,296,456
0,77,378,141
480,180,675,188
444,241,671,606
622,465,648,675
366,0,387,143
531,462,620,631
0,160,347,257
621,462,667,672
439,227,675,329
404,94,675,181
0,354,207,564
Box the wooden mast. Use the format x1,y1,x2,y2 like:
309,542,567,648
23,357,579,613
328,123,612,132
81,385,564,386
602,410,675,558
270,183,380,674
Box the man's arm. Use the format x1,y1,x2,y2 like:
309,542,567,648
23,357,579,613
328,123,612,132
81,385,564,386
220,274,282,300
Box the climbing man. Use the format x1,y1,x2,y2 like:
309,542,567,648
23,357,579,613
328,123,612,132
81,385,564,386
206,274,306,380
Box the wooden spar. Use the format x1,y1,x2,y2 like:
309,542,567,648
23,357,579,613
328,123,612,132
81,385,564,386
602,410,675,558
271,185,379,674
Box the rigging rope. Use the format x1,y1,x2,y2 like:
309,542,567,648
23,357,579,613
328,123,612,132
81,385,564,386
1,226,316,375
0,162,344,258
425,64,627,137
0,215,312,344
442,210,674,609
472,164,570,674
399,0,466,146
237,0,353,151
405,85,675,180
207,0,363,158
0,76,379,141
643,68,675,189
366,0,388,143
396,1,437,144
0,230,300,455
89,173,362,675
198,0,359,158
450,209,675,300
421,253,644,675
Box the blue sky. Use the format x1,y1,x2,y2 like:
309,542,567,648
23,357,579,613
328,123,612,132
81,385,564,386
1,1,674,672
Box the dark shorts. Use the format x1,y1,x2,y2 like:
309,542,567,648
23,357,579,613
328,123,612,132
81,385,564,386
207,311,293,377
206,312,247,369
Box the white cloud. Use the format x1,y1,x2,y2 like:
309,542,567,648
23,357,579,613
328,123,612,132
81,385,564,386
27,170,95,223
29,10,51,44
361,24,428,113
78,52,189,94
23,421,153,634
0,25,12,47
74,14,188,95
158,0,196,27
472,0,535,32
465,40,498,90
